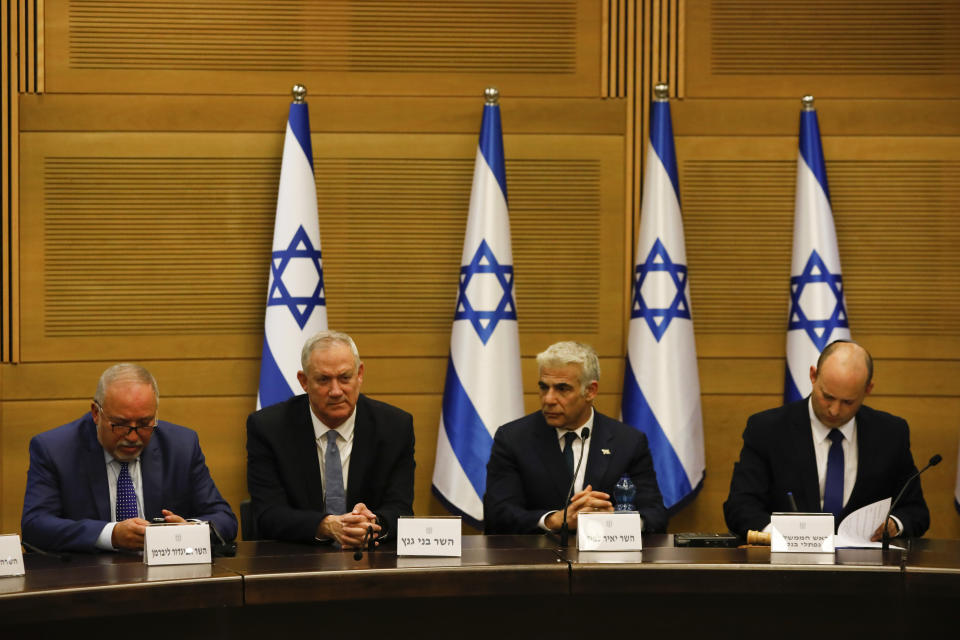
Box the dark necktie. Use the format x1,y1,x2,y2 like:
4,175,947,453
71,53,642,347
563,432,578,481
823,429,845,519
325,430,346,516
116,462,139,521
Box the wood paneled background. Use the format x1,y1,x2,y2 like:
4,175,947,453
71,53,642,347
2,0,958,539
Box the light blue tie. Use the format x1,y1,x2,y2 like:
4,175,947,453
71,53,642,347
116,462,139,521
324,430,346,516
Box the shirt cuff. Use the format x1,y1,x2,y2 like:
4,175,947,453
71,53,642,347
889,515,904,537
538,511,556,532
96,522,117,551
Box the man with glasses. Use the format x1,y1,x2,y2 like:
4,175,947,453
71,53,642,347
21,363,237,552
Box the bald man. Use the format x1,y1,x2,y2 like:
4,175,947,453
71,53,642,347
723,340,930,540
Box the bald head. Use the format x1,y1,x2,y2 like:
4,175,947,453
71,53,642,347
816,340,873,387
809,341,874,428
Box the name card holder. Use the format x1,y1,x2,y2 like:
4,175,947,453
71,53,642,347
577,511,643,551
144,522,211,566
0,535,25,577
396,517,461,557
770,512,835,553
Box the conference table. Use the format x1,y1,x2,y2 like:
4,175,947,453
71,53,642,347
2,535,957,638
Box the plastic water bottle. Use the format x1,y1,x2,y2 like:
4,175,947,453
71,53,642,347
614,475,636,511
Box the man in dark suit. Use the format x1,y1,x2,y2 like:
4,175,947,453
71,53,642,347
484,341,667,535
246,330,415,547
21,363,237,553
724,340,930,539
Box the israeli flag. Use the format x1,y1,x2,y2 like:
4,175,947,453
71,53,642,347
257,86,327,410
784,96,850,403
432,89,523,528
621,86,704,511
955,441,960,515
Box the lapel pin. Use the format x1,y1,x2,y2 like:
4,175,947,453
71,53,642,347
601,449,611,455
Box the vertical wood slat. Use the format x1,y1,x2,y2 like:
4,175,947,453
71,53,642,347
601,0,609,97
36,0,43,93
623,0,637,324
676,0,685,97
3,0,22,362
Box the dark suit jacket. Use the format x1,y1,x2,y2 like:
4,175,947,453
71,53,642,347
246,393,415,543
723,399,930,538
21,415,238,553
483,410,667,535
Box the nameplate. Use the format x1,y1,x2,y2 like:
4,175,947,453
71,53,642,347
770,512,835,553
396,517,461,557
0,535,25,577
577,512,643,551
143,522,211,565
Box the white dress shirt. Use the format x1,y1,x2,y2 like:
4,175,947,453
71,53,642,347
310,406,356,510
538,409,595,531
95,452,145,551
808,399,858,511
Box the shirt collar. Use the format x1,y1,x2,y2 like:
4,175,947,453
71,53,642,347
310,403,357,444
102,449,140,466
807,396,856,444
555,408,595,442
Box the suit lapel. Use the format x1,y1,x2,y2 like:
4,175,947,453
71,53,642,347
583,413,611,489
790,401,821,512
292,396,325,510
845,408,873,515
141,433,162,519
347,396,374,506
82,417,111,521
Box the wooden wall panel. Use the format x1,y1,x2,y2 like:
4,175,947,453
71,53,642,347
44,0,601,96
686,0,960,98
4,1,960,543
18,131,625,361
679,137,960,340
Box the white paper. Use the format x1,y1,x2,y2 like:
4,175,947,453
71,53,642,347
835,497,903,549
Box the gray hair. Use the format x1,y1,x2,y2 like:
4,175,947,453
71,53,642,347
301,330,362,372
536,341,601,395
94,363,159,405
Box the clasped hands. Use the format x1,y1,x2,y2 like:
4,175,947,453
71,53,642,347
112,509,186,550
545,484,614,532
318,502,381,548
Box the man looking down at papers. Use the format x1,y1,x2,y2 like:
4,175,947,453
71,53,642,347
724,340,929,540
21,363,237,552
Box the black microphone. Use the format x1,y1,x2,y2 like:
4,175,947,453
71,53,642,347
881,454,941,552
559,426,590,548
353,525,374,561
21,540,72,562
207,521,237,557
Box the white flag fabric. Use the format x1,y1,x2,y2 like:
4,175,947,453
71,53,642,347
784,99,850,402
257,94,328,410
432,93,523,528
621,92,705,511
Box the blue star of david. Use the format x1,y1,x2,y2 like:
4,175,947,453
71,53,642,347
631,238,691,342
454,239,516,345
788,250,848,351
267,225,325,330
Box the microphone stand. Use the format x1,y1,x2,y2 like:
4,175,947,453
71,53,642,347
881,454,941,552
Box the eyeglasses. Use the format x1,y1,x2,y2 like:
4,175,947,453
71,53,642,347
93,400,158,437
